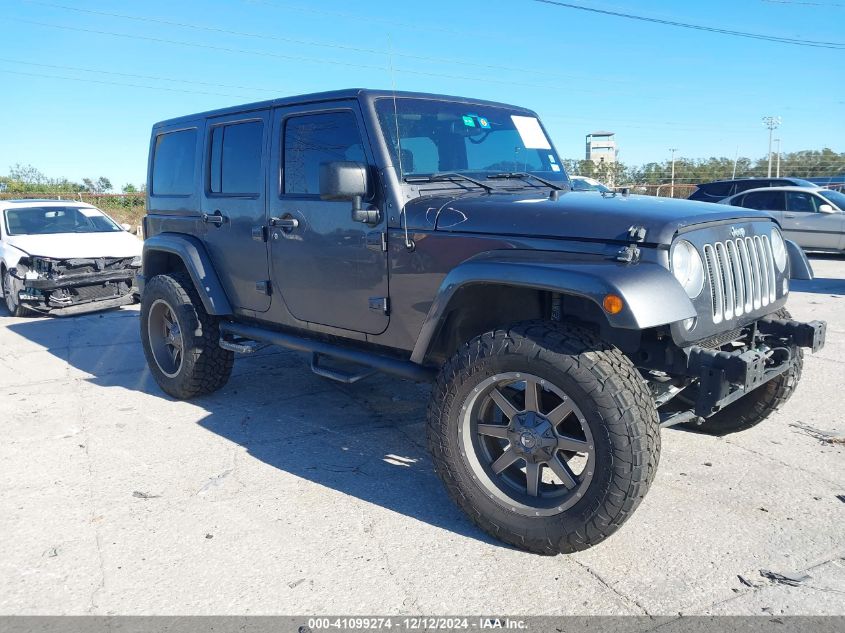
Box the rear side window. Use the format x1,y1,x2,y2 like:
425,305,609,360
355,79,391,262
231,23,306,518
209,120,264,195
699,181,733,197
735,180,770,193
741,190,785,211
152,129,197,196
283,111,366,195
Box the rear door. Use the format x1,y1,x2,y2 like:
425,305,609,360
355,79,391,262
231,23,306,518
201,110,271,312
784,190,843,250
737,190,786,224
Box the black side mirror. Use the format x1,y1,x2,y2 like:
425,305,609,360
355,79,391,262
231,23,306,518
319,161,379,224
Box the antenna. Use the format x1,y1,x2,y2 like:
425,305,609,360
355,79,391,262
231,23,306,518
388,34,413,250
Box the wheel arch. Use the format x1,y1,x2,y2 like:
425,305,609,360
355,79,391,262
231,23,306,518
410,256,696,366
141,233,232,315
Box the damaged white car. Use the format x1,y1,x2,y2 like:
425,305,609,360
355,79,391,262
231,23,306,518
1,200,142,316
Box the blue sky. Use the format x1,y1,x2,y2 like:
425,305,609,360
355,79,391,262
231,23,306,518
1,0,842,188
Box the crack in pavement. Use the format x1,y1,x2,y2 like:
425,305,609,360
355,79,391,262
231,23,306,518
571,559,651,615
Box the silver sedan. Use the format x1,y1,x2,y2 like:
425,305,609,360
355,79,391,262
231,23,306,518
722,186,845,252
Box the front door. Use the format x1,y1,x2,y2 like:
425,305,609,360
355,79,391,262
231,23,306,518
201,109,271,312
268,102,389,335
782,190,844,250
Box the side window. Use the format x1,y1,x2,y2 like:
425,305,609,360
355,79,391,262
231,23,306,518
742,191,785,211
283,111,365,195
702,181,733,197
786,191,818,213
730,194,745,207
152,129,197,196
735,180,768,194
208,120,264,195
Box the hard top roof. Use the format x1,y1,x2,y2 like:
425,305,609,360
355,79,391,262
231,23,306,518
152,88,537,129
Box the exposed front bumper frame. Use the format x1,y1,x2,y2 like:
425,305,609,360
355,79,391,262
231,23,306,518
686,318,826,417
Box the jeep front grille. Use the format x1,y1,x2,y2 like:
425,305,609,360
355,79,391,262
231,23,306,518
702,236,776,324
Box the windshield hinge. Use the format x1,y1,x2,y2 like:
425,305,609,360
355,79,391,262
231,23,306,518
615,244,641,264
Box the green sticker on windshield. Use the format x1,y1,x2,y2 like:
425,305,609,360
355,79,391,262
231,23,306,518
462,115,476,127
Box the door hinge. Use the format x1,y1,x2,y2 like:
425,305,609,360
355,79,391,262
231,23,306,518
255,280,272,295
366,231,388,253
252,226,268,242
369,296,389,315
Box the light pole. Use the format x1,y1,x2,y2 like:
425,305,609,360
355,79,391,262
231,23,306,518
774,138,781,177
669,148,678,198
762,116,781,177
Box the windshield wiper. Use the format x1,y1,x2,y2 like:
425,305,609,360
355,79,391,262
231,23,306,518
404,172,494,192
487,172,565,190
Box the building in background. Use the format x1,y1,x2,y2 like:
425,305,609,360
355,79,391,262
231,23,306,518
585,131,617,164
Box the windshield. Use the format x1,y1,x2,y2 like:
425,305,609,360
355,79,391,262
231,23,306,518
375,98,567,184
819,189,845,209
571,177,612,193
4,206,122,236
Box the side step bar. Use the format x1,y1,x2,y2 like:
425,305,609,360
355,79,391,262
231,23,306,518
310,352,376,384
219,321,436,383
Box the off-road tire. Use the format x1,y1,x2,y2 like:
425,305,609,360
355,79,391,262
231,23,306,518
3,268,31,317
684,308,802,436
427,320,660,555
140,272,233,399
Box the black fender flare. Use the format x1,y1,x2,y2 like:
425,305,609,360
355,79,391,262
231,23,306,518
140,233,232,315
410,254,695,364
786,239,813,281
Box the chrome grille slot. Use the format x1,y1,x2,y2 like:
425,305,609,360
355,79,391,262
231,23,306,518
762,235,776,303
702,244,723,324
698,230,777,324
726,240,744,317
754,236,769,306
714,242,735,320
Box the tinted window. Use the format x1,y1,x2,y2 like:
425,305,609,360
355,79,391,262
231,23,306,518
735,180,771,193
209,120,264,195
152,129,196,196
284,111,365,195
741,190,785,211
699,181,733,196
786,191,819,212
730,194,745,207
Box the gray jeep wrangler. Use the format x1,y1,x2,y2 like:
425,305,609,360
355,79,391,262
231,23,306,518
139,89,826,554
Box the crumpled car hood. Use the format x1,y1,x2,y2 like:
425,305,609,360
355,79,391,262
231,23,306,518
5,231,142,259
404,190,775,245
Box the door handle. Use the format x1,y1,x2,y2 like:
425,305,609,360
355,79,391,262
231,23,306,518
784,213,796,218
270,216,300,231
202,210,226,225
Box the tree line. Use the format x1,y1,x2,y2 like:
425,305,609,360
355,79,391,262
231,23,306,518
2,148,844,194
563,148,845,186
0,164,142,194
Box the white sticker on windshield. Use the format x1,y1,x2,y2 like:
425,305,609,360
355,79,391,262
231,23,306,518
511,115,551,150
551,164,561,172
79,208,102,217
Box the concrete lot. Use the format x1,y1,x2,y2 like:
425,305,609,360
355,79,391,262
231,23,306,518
1,256,843,616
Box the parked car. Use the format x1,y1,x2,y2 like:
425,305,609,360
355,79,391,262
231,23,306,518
688,177,818,203
569,175,612,193
1,200,142,316
724,186,845,252
138,89,825,554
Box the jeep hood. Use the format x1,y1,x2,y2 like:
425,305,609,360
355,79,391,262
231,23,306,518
6,232,142,260
404,191,774,245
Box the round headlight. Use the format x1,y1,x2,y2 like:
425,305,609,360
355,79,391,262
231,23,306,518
671,240,705,298
770,227,788,272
